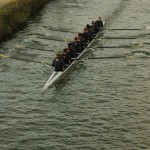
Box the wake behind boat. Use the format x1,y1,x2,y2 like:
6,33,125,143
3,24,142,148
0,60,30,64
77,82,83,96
42,19,105,94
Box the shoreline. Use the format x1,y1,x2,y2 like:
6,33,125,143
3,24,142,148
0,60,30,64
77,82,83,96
0,0,48,43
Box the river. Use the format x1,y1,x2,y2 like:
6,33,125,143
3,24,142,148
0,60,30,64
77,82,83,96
0,0,150,149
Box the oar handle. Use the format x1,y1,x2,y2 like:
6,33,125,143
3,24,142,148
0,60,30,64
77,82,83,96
103,28,142,30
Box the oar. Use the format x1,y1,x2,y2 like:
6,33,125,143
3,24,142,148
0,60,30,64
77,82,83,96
25,33,71,43
88,45,137,49
98,36,150,40
42,26,150,33
103,26,150,31
131,51,150,55
89,41,149,49
27,31,150,40
15,44,145,54
44,27,150,34
0,54,10,58
96,33,150,40
97,45,137,48
42,26,76,34
144,42,150,45
6,41,148,55
37,34,149,43
14,45,58,53
37,36,71,43
71,55,126,60
103,28,142,31
16,47,51,52
99,36,138,39
0,53,50,64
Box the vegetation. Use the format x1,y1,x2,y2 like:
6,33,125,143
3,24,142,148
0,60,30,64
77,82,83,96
0,0,48,42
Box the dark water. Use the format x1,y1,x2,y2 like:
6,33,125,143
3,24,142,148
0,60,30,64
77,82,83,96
0,0,150,149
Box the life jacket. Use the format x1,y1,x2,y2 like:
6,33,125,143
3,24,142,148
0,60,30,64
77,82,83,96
77,36,86,48
85,31,93,42
72,40,82,53
87,29,95,40
62,53,71,65
52,58,65,71
66,47,77,58
81,32,89,43
99,20,103,27
95,20,103,28
91,25,99,34
77,39,85,51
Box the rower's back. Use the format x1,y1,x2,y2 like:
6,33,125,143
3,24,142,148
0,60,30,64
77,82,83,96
95,17,103,28
52,53,65,71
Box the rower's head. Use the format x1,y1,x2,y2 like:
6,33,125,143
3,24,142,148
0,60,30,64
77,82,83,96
78,33,82,37
68,42,72,48
98,16,101,20
91,21,95,25
86,24,90,29
74,36,78,41
56,53,61,58
63,48,67,53
83,28,88,32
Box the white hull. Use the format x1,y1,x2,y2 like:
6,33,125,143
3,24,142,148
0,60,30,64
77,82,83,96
42,21,105,94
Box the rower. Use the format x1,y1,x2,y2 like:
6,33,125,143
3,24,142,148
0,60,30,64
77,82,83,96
62,48,71,67
91,21,99,34
71,36,82,54
66,43,77,59
86,24,95,39
82,27,93,43
91,21,95,27
77,33,86,49
81,28,89,44
52,53,65,71
99,17,103,27
95,16,103,28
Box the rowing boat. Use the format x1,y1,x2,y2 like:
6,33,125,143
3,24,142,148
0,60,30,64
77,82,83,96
42,21,105,94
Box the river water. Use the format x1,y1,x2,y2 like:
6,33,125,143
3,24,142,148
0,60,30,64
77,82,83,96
0,0,150,149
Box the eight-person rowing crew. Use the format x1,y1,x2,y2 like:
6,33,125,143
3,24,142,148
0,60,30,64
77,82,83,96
52,17,103,71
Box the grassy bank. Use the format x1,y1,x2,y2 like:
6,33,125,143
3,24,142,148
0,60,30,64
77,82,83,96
0,0,48,43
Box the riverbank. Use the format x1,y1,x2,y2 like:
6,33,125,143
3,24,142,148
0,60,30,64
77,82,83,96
0,0,48,43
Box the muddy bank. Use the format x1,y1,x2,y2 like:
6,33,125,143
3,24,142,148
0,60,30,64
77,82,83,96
0,0,48,43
